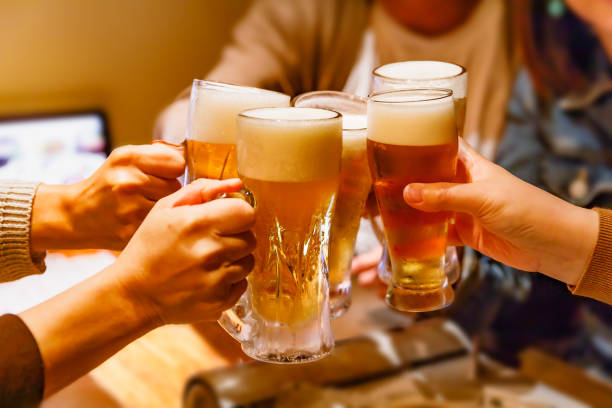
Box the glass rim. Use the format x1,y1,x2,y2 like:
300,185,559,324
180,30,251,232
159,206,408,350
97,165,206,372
192,79,289,98
238,106,342,122
372,61,467,83
369,88,454,104
291,90,368,106
293,91,367,131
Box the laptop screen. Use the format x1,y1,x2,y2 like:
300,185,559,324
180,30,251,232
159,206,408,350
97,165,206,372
0,112,109,184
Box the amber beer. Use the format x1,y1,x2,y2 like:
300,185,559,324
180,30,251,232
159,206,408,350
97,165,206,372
232,107,342,362
292,91,371,317
367,89,458,312
185,80,290,182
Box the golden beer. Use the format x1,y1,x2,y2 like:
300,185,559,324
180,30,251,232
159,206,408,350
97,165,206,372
185,80,290,182
292,91,371,317
367,89,458,312
233,107,342,362
372,61,468,286
328,127,371,291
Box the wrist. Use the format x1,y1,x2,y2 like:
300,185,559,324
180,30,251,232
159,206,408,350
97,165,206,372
540,205,598,286
30,183,79,251
105,260,163,331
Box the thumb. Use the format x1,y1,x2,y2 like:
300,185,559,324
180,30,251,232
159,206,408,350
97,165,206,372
403,182,484,216
158,178,243,208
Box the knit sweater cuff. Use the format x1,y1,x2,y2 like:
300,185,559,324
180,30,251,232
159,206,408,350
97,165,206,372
570,208,612,305
0,181,46,283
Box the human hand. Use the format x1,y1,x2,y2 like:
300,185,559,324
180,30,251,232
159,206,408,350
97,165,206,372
403,139,598,285
351,246,387,299
31,144,185,251
112,178,256,325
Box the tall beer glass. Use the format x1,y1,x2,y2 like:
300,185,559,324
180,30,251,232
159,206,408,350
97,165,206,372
292,91,371,318
219,107,342,363
367,89,458,312
372,61,467,286
185,80,290,182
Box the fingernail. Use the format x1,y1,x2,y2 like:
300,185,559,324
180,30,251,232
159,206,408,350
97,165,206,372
404,184,424,203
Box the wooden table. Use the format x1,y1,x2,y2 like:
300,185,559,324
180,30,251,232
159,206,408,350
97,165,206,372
43,285,412,408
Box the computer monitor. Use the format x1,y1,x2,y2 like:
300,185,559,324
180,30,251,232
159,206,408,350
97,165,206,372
0,111,110,184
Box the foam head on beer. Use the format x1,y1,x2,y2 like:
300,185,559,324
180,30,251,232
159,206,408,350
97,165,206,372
373,61,467,99
188,80,290,145
367,90,456,146
237,107,342,182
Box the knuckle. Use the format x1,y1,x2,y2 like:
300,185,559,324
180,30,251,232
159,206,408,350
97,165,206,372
111,170,143,194
110,145,139,164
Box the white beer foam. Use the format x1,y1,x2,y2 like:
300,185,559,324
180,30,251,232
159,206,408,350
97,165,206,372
342,113,367,130
374,61,467,98
342,114,367,150
367,92,457,146
237,107,342,182
376,61,462,80
187,81,290,144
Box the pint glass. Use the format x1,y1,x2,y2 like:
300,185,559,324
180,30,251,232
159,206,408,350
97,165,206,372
292,91,371,318
372,61,467,286
219,107,342,363
185,80,290,182
367,89,458,312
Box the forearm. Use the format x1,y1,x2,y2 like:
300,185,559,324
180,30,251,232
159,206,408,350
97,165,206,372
19,264,158,397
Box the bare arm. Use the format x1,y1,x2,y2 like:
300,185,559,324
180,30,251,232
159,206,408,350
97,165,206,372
20,179,256,397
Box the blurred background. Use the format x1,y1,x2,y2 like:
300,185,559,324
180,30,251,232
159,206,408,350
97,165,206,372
1,0,611,407
0,0,248,147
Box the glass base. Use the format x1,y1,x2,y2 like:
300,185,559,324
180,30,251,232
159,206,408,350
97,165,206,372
329,280,352,318
385,281,454,312
379,244,462,286
242,344,332,364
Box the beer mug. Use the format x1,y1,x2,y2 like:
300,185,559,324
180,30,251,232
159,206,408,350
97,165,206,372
185,80,290,182
371,61,467,287
367,89,458,312
219,107,342,363
292,91,371,318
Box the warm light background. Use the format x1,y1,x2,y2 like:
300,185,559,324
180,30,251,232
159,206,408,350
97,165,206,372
0,0,250,146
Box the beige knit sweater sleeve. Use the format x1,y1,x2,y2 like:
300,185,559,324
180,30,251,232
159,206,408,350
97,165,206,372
0,181,46,283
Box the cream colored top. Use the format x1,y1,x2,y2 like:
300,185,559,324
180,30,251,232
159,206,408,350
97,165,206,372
0,181,46,283
200,0,515,158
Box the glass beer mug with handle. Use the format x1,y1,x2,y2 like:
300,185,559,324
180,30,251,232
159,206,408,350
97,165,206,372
367,89,458,312
371,61,468,287
292,91,371,318
185,80,290,182
219,107,343,363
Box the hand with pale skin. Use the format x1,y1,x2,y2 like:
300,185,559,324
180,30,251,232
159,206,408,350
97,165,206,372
20,178,256,396
403,139,599,286
31,143,185,251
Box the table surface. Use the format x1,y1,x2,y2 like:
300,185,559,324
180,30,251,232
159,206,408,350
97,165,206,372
42,285,414,408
